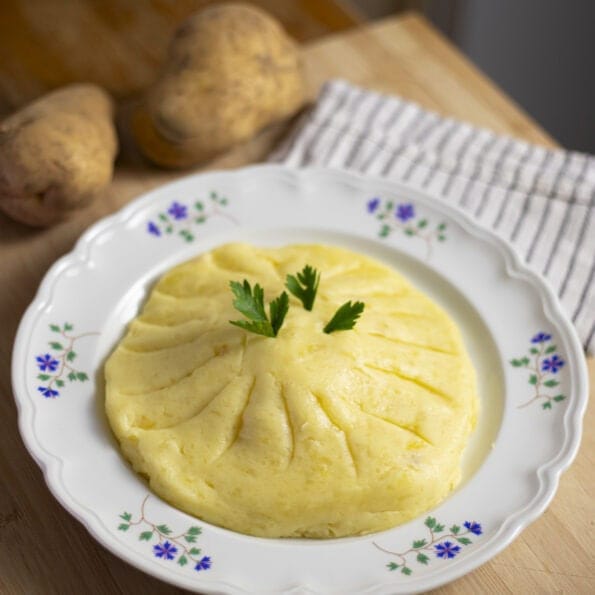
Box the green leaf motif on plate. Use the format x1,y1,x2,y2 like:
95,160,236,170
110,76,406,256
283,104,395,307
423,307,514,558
375,517,483,575
366,197,447,259
35,324,97,399
116,496,212,574
512,332,567,411
146,192,237,243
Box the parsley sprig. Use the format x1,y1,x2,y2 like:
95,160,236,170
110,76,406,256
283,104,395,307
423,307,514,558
323,301,365,334
229,264,365,338
285,265,320,311
229,280,288,338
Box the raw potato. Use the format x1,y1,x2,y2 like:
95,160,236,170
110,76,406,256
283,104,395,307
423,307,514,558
0,84,117,227
132,3,306,168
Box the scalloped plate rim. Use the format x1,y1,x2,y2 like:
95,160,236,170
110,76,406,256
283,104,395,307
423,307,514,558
12,164,589,594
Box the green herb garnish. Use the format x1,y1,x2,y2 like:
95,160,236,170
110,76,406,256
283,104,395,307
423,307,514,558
285,265,320,311
323,301,365,334
229,280,288,337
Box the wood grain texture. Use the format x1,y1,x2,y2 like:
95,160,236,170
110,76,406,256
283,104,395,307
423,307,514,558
0,12,592,595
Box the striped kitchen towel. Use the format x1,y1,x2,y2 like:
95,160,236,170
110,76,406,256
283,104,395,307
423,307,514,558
269,80,595,354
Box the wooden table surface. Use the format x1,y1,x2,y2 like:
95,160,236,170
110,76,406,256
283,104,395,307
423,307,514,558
1,12,592,595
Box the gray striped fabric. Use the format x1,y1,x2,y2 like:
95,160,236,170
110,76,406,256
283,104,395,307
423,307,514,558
269,80,595,354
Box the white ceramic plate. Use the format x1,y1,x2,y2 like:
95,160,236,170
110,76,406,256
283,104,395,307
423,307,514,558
13,165,588,594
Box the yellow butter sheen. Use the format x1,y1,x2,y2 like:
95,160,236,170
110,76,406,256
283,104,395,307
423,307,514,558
105,244,478,538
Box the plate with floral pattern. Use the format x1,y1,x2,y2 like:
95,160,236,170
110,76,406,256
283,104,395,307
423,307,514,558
12,165,588,594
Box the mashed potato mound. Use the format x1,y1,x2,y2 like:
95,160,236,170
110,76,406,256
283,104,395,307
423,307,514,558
105,244,477,538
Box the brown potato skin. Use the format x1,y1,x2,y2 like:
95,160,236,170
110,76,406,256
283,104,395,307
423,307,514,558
0,84,117,227
132,3,306,168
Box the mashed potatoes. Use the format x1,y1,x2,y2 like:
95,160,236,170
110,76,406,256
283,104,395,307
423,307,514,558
105,244,477,538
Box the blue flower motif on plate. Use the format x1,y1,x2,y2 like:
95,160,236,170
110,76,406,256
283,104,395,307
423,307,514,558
463,521,482,536
146,191,236,243
374,516,483,575
35,323,96,399
195,556,212,571
167,202,188,220
38,386,59,398
511,333,567,410
531,332,552,343
36,353,59,372
395,203,415,222
435,541,461,559
542,354,564,373
367,197,447,259
118,496,212,574
154,541,178,560
367,197,380,213
147,221,161,236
